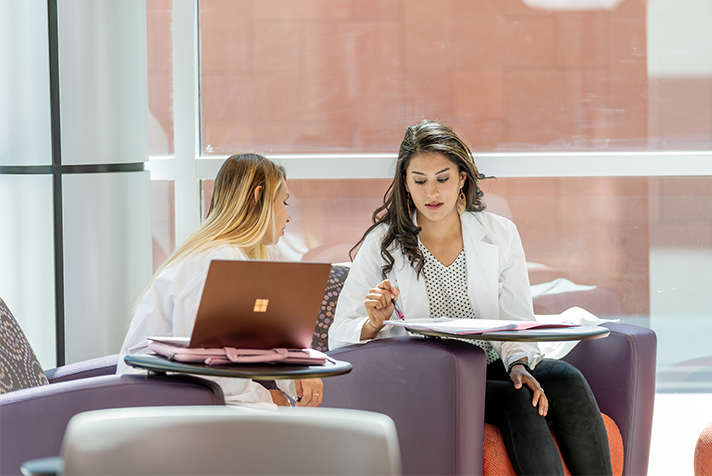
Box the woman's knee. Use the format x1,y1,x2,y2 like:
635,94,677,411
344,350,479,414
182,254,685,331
489,380,532,405
535,360,600,416
536,360,589,392
487,382,544,425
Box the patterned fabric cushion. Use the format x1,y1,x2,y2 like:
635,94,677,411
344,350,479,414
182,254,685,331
483,412,624,476
312,265,349,352
0,298,49,394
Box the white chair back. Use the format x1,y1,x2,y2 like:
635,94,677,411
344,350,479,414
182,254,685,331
59,405,401,476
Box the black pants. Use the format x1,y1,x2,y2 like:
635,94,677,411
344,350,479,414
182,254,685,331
485,359,613,476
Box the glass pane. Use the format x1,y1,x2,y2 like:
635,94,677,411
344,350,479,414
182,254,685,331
147,0,174,156
151,180,175,272
484,176,650,316
648,0,712,150
648,176,712,392
0,0,52,166
198,0,712,154
62,172,153,364
146,0,175,272
0,175,56,368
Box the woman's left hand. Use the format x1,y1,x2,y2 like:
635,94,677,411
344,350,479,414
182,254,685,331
509,364,548,416
294,378,323,407
268,389,291,406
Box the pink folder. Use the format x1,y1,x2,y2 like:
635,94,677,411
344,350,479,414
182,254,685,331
147,337,328,366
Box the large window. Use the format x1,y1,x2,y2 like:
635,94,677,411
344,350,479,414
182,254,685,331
146,3,712,471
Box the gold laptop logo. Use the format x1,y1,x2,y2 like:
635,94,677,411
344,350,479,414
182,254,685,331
253,299,269,313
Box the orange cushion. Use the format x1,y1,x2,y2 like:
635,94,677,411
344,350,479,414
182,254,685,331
483,412,624,476
695,422,712,476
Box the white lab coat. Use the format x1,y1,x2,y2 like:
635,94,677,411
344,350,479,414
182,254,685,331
116,245,294,408
329,211,544,370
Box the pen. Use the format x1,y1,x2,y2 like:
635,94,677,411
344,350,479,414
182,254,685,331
284,388,301,405
390,278,405,321
392,298,405,321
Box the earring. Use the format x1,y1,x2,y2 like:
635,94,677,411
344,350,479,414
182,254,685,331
457,189,466,215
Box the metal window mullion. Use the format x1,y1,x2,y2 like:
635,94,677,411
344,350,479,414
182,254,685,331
47,0,65,366
172,0,200,244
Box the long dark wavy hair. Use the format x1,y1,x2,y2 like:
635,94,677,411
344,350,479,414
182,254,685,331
350,120,489,278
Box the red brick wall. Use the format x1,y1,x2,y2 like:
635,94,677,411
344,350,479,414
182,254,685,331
195,0,649,153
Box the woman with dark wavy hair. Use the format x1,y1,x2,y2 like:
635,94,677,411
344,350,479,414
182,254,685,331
329,121,612,475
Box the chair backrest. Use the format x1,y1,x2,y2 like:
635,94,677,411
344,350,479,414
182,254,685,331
60,405,401,476
311,264,350,352
0,297,48,394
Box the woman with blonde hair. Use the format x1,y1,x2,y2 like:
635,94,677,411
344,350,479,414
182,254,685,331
118,153,323,408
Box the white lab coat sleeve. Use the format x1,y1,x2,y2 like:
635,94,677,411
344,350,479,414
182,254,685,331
329,227,404,349
115,272,182,376
487,218,544,370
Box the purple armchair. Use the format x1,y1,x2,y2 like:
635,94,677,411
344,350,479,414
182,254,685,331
0,298,224,476
323,323,655,476
316,266,656,476
563,322,656,476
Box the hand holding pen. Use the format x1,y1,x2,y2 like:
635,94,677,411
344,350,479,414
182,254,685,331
363,279,402,336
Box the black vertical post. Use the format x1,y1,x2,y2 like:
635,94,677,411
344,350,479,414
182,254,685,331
47,0,65,366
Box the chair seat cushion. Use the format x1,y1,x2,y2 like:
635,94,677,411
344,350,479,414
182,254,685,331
483,412,624,476
695,421,712,476
0,298,48,394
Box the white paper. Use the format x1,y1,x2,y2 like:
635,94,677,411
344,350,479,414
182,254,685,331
534,307,618,359
384,318,520,335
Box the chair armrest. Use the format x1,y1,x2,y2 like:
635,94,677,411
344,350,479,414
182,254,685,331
44,354,119,383
562,322,656,476
0,374,224,476
324,337,488,476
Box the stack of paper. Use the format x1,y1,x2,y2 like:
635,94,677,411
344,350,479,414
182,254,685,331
383,318,573,335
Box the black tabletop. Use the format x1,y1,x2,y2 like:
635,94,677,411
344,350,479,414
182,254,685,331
406,325,610,342
124,353,353,380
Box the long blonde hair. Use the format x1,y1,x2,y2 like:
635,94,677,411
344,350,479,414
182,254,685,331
148,153,286,290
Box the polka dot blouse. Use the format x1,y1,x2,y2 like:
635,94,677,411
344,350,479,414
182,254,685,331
419,241,501,365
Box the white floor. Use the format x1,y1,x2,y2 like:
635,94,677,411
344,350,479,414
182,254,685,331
648,393,712,476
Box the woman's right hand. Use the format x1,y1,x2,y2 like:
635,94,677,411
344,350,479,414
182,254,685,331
361,280,399,339
509,363,548,417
